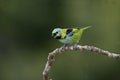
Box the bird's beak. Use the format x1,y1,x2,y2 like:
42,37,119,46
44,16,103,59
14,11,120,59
52,33,61,39
52,33,57,38
52,34,54,37
53,35,57,38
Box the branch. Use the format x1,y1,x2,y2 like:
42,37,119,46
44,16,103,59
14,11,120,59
42,45,120,80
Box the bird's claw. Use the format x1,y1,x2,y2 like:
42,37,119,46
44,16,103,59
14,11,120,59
73,43,78,49
61,44,69,49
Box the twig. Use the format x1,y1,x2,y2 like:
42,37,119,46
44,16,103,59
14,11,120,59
42,45,120,80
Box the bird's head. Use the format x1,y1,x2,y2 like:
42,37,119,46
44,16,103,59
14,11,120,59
52,28,62,39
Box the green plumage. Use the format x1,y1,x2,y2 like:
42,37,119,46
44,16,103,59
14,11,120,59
52,26,91,45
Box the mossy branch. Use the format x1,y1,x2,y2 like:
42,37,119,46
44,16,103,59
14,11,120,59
43,45,120,80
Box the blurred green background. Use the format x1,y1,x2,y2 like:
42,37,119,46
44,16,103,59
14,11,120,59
0,0,120,80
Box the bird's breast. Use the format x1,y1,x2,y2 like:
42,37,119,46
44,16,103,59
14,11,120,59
59,37,72,44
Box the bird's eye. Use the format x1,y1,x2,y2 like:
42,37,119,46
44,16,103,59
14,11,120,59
56,32,58,34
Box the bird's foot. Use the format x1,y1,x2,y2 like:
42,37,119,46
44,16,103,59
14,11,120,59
61,44,69,49
73,43,78,49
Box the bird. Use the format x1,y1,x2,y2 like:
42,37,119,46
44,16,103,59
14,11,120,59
52,26,91,48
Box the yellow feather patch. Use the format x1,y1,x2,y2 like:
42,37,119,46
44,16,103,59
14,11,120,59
61,29,67,39
73,28,79,32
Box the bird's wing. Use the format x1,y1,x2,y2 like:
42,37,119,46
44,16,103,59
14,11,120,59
66,28,73,36
66,28,79,37
61,28,79,39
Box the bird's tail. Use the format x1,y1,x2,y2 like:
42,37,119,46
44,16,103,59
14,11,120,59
81,26,91,30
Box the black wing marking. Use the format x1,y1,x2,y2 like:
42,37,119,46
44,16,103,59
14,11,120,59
66,28,74,36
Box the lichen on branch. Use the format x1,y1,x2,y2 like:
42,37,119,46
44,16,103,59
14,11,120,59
43,45,120,80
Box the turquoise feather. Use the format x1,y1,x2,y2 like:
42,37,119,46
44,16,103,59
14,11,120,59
52,26,91,44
